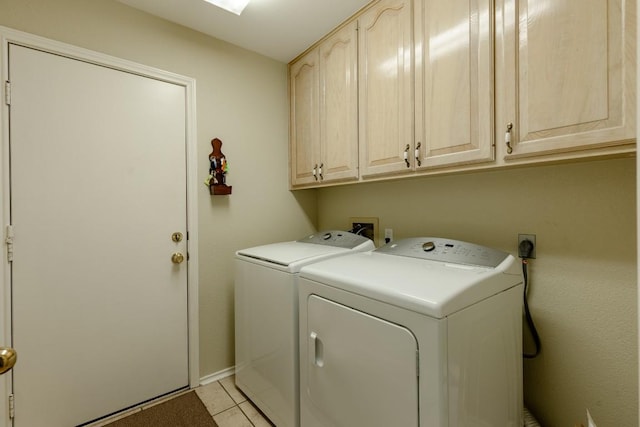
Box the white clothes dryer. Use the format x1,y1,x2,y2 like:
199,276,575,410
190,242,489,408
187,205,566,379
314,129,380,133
298,237,524,427
235,231,375,427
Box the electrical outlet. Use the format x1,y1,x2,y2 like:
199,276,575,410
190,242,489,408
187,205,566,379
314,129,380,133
349,216,379,245
518,234,536,259
384,228,393,244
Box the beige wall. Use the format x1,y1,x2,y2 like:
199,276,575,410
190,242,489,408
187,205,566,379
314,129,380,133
0,0,317,377
318,157,637,426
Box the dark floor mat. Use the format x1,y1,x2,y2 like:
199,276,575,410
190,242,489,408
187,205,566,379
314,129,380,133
104,391,217,427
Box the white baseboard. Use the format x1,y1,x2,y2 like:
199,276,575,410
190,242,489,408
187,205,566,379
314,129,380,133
199,366,235,385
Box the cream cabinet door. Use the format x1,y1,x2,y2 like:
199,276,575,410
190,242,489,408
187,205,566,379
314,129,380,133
497,0,636,159
359,0,414,177
319,21,359,183
290,49,320,186
414,0,494,169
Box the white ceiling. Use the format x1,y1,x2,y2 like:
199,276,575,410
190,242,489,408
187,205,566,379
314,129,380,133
117,0,372,63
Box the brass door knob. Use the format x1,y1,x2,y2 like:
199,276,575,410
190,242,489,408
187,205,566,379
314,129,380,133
171,253,185,264
0,347,17,375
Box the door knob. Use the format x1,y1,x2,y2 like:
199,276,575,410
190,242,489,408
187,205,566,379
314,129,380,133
0,347,17,375
171,253,185,264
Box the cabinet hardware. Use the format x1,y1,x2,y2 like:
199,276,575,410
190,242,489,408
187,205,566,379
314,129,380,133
318,163,324,181
404,144,410,168
313,164,318,181
415,142,422,167
505,123,513,154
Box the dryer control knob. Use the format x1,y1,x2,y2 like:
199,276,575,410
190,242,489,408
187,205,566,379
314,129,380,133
422,241,435,252
323,232,332,240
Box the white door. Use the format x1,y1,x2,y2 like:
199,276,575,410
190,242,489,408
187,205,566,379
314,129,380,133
8,43,189,426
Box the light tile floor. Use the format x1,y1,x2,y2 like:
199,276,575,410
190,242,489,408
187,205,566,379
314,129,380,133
96,375,274,427
195,375,274,427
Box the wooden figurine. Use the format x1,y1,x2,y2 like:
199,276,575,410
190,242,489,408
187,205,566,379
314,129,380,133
207,138,232,195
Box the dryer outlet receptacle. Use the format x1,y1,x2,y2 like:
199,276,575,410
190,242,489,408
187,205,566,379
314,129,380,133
384,228,393,244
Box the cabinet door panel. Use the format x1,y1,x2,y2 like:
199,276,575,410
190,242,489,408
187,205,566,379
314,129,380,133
290,50,320,186
415,0,494,168
359,0,414,177
320,22,359,182
499,0,635,158
523,1,607,132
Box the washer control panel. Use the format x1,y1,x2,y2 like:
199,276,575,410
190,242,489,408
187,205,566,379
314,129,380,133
376,237,509,268
298,230,372,249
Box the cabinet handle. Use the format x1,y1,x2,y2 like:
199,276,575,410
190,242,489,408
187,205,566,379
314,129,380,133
415,142,422,167
404,144,410,168
505,123,513,154
318,163,324,181
313,164,318,181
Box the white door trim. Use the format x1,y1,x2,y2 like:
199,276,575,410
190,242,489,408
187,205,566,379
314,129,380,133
0,26,199,427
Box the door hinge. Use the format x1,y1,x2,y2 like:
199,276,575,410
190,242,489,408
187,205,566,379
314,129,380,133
6,225,14,263
4,81,10,106
8,393,14,419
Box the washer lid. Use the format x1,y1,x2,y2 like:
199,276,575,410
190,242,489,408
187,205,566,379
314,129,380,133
299,238,522,318
236,231,374,271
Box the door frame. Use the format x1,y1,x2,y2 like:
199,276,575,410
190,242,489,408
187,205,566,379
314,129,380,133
0,26,200,426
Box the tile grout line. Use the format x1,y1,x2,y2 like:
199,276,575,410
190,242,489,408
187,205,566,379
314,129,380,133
236,403,257,427
220,382,256,427
214,379,257,426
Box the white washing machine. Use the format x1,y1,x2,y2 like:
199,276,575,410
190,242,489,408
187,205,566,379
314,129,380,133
298,237,524,427
235,231,375,427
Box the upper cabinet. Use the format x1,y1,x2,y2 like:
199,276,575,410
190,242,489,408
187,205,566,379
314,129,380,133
358,0,414,177
290,49,320,186
290,22,359,187
495,0,636,159
414,0,495,169
320,22,360,183
289,0,636,188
